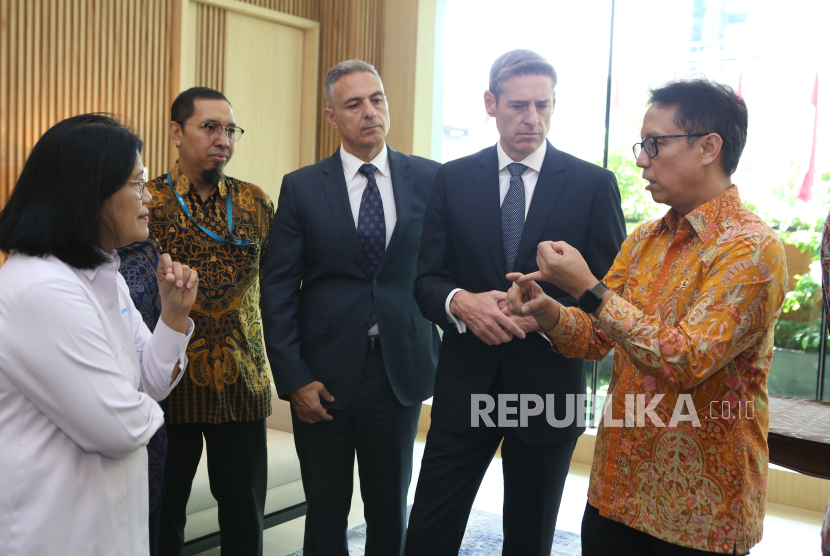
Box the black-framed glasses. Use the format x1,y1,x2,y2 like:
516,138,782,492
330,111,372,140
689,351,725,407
125,167,148,198
179,121,245,143
632,134,709,159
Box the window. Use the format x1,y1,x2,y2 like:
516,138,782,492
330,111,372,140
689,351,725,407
440,0,830,414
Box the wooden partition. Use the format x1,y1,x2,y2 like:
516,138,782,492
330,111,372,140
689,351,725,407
175,0,319,202
0,0,177,267
0,0,434,267
314,0,384,160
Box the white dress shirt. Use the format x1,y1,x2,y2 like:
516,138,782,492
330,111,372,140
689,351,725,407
340,144,397,336
445,140,547,331
0,252,193,556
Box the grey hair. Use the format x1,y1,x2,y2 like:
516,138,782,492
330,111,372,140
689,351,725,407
324,59,382,108
489,49,557,103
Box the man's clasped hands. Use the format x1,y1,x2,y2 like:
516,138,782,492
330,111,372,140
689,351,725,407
449,240,604,346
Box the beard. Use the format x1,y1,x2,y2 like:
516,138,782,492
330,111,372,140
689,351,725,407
200,164,225,185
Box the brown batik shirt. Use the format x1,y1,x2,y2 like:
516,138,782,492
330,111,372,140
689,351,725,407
147,162,274,424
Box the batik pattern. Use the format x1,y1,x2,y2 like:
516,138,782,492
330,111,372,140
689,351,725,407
147,163,274,424
116,240,167,516
548,187,787,553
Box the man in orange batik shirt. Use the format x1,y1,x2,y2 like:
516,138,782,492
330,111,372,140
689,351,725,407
505,79,787,555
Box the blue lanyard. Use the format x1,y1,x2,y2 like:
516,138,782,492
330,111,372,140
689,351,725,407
167,172,258,248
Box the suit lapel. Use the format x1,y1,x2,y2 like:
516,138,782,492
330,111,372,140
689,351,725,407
474,146,507,282
320,149,373,278
512,141,566,272
375,147,412,276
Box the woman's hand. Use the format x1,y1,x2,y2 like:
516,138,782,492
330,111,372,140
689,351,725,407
156,253,198,334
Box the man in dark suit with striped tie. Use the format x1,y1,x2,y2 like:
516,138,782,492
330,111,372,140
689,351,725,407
261,60,441,555
406,49,627,555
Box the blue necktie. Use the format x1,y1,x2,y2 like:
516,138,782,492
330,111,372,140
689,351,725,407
357,163,385,325
502,163,527,271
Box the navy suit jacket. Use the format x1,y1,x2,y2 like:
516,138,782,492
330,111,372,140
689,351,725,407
262,146,441,408
414,141,626,445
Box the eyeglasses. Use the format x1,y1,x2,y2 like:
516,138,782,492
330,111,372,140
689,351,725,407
179,121,245,143
632,134,709,159
125,167,149,198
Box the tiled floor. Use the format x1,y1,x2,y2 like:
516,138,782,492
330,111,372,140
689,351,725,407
198,431,825,555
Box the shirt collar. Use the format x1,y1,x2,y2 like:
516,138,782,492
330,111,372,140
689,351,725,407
660,186,741,241
170,161,229,198
340,144,390,180
496,140,547,173
79,250,120,280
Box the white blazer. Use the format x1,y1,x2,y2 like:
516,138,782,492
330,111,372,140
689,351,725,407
0,252,192,556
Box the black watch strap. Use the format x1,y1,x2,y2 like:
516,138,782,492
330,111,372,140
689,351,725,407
578,281,609,313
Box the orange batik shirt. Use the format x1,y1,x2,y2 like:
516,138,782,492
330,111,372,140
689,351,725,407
548,186,787,553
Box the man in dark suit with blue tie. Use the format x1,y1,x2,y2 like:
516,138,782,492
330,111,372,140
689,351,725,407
261,60,440,555
405,50,627,555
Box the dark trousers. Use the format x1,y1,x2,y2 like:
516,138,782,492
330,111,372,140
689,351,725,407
158,419,267,556
582,503,748,555
292,348,421,556
405,414,577,555
147,424,168,556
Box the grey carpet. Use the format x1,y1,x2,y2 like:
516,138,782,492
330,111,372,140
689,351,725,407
286,507,581,555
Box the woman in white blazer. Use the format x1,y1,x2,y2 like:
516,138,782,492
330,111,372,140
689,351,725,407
0,114,199,556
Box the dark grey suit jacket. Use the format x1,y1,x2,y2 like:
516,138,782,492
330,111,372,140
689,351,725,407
262,146,441,408
414,141,627,445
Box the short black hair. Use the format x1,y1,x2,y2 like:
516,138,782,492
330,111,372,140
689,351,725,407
0,113,143,269
171,87,231,123
648,79,748,175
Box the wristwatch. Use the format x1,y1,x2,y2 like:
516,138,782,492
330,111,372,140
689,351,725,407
578,281,609,313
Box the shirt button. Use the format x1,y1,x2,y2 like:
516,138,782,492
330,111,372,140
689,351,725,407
122,347,127,355
372,279,378,287
360,317,368,326
108,302,114,310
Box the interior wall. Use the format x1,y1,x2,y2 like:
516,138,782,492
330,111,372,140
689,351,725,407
0,0,177,263
315,0,385,160
232,0,388,161
195,3,226,91
221,10,305,201
0,0,432,266
236,0,319,21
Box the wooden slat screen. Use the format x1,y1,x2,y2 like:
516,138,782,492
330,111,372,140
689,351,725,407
0,0,176,267
195,3,226,91
0,0,389,259
314,0,384,160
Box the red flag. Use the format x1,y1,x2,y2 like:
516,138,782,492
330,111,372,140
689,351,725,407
798,72,819,202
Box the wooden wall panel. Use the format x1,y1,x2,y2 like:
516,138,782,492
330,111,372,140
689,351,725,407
0,0,393,259
237,0,319,21
217,0,385,161
223,10,305,198
315,0,384,160
194,4,226,91
0,0,176,248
